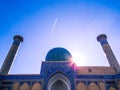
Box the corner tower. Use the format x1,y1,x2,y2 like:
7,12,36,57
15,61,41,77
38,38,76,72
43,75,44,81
97,34,120,73
0,35,23,75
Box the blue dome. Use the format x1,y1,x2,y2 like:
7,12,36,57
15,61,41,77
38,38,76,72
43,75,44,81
45,47,72,61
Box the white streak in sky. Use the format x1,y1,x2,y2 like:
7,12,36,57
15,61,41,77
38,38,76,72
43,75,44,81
50,18,58,34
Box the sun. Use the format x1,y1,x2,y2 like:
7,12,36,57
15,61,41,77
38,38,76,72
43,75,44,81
71,52,87,66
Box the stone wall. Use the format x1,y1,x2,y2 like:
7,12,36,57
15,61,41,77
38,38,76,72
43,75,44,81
77,66,116,75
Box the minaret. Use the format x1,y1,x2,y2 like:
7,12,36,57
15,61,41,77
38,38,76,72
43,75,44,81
0,35,23,75
97,34,120,73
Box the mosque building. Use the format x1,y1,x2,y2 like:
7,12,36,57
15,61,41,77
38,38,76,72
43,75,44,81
0,34,120,90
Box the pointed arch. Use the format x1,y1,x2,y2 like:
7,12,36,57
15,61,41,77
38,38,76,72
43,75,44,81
13,82,19,90
31,82,42,90
47,72,71,90
19,82,30,90
51,80,67,90
76,82,87,90
109,86,116,90
88,82,99,90
99,82,105,90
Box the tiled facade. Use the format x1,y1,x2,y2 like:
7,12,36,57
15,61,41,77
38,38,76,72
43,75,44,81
0,61,120,90
0,34,120,90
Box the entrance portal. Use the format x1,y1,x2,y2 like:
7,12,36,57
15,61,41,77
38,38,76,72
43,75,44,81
51,80,68,90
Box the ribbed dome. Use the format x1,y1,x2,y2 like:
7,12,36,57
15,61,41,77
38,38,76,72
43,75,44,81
45,47,72,61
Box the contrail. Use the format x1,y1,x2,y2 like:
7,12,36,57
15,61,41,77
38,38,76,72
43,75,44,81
50,18,58,34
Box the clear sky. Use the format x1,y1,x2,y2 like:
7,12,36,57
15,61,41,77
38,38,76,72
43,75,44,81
0,0,120,74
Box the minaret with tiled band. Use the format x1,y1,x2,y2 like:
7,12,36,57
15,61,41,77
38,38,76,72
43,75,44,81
97,34,120,73
0,35,23,75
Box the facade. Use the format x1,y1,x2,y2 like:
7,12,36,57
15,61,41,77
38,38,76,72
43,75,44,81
0,34,120,90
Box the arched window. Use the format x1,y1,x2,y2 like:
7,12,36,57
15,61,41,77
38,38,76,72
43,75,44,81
88,82,99,90
19,82,30,90
31,82,42,90
51,80,68,90
109,86,116,90
76,82,87,90
117,81,120,90
13,82,19,90
99,82,105,90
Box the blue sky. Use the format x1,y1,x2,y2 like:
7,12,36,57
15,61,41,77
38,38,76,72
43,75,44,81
0,0,120,74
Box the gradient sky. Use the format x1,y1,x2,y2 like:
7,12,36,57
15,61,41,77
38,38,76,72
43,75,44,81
0,0,120,74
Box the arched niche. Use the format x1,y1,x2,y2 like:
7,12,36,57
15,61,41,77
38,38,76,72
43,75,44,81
88,82,99,90
47,72,71,90
31,82,42,90
51,80,67,90
109,86,116,90
76,82,87,90
99,82,105,90
19,82,30,90
13,82,19,90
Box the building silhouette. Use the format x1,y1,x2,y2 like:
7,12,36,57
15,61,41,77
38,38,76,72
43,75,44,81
0,34,120,90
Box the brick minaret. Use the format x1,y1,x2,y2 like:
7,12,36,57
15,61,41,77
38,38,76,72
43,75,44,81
97,34,120,73
0,35,23,75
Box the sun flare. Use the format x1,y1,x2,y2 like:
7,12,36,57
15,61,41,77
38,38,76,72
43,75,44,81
71,52,87,66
